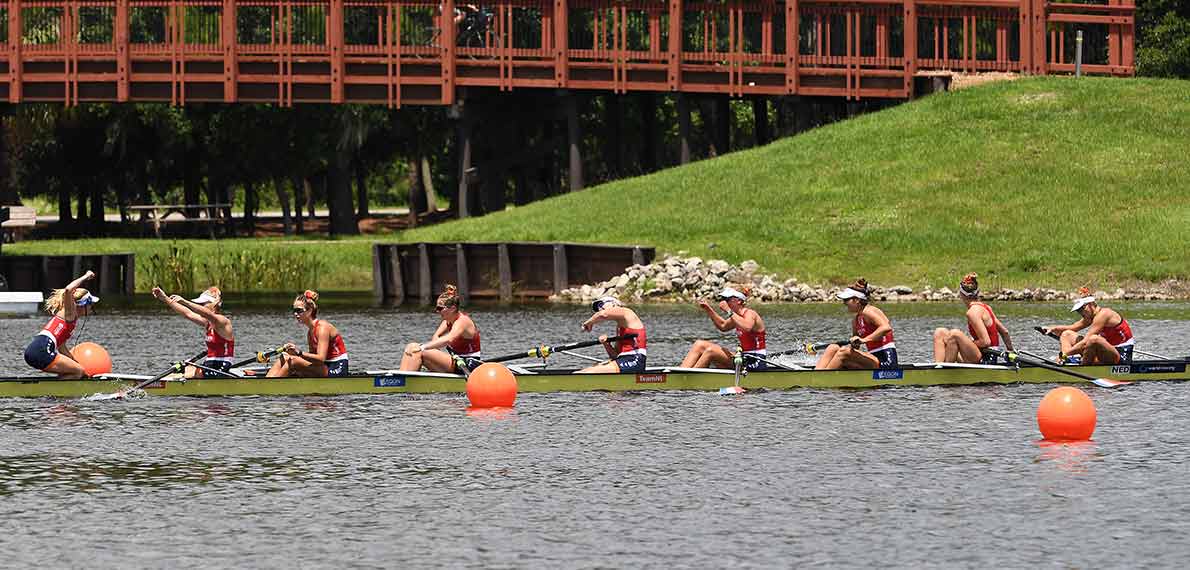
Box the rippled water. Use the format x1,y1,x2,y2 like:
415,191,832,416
2,301,1189,566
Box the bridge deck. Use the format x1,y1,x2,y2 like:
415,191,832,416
2,0,1135,105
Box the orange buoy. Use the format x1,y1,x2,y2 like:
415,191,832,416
73,342,112,376
1037,386,1097,441
466,363,517,408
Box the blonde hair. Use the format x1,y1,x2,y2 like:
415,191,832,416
437,284,461,308
45,288,89,315
296,289,320,317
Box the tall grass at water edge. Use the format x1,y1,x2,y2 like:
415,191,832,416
143,244,325,293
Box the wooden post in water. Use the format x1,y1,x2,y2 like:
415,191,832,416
552,244,568,294
497,244,513,302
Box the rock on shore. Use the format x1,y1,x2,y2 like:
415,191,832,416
552,255,1177,304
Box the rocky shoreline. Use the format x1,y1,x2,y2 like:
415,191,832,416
553,255,1180,304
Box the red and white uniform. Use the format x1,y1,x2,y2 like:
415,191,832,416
967,302,1002,351
308,320,348,362
205,324,235,363
617,326,647,356
1099,317,1134,348
39,316,76,348
737,326,766,356
447,325,482,358
854,313,895,353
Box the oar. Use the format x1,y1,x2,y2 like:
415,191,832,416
799,340,851,356
484,334,638,363
994,348,1131,388
1032,326,1169,360
719,347,746,395
87,350,207,401
224,347,285,376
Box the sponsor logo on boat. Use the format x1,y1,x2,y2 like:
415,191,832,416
872,369,904,380
373,375,407,388
1113,363,1187,375
636,373,666,384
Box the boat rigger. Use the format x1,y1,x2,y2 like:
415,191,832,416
0,360,1186,399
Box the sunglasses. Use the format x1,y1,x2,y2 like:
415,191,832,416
292,307,306,315
434,305,450,313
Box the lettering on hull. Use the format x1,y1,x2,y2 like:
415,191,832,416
1111,363,1187,375
872,369,904,380
373,375,407,388
636,373,667,384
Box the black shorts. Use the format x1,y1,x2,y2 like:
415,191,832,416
615,353,646,373
326,359,349,377
873,348,898,369
980,350,1001,365
24,335,58,371
743,353,768,372
1116,345,1134,363
201,359,233,374
450,355,484,374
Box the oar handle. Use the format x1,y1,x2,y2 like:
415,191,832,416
126,350,205,392
1033,326,1060,340
228,346,284,370
800,340,851,356
485,333,638,363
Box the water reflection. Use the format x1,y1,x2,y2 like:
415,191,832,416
1034,440,1102,474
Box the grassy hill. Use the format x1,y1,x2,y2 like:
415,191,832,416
401,77,1190,292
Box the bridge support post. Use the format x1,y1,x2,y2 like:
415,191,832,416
8,0,22,102
677,94,691,165
457,113,474,218
753,98,770,146
564,91,584,192
904,0,917,97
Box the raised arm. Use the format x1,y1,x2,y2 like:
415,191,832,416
60,271,96,321
699,300,734,332
177,297,232,332
154,289,206,326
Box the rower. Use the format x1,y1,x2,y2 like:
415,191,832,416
152,285,234,378
399,284,482,373
932,273,1014,364
267,290,349,377
23,271,99,378
815,279,897,370
679,286,767,371
1043,288,1135,365
575,296,647,374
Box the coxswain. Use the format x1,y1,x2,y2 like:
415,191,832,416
23,271,99,378
815,279,897,370
152,285,234,378
1043,287,1135,364
399,285,482,373
268,290,349,377
679,286,767,371
932,273,1014,364
576,297,647,374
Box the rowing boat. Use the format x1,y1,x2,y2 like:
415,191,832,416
1,359,1187,398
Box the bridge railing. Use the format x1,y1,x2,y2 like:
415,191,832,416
0,0,1135,105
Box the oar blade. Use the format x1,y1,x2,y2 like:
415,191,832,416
1090,377,1132,388
718,386,746,395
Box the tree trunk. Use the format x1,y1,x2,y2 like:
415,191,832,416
354,157,370,218
183,153,201,218
421,157,438,212
244,181,258,235
326,160,358,236
0,118,18,206
275,177,293,235
57,184,72,223
408,155,425,227
291,175,305,234
639,93,658,173
89,183,105,231
76,182,87,224
306,177,316,218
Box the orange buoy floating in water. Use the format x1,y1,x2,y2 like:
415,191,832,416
73,342,112,376
466,363,517,408
1037,386,1097,441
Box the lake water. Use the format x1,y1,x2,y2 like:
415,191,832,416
2,301,1188,567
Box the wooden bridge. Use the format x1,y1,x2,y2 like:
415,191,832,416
2,0,1134,106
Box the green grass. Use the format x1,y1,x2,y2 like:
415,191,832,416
9,77,1190,294
399,77,1190,291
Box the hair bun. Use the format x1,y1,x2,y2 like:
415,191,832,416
443,284,458,295
852,278,869,293
1077,286,1091,296
304,290,319,303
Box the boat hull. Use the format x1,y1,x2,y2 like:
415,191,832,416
1,360,1187,398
